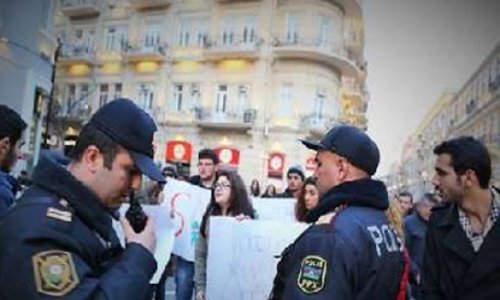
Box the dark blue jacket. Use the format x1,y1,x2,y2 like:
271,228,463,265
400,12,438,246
0,153,157,299
270,178,406,299
0,171,15,219
404,212,428,282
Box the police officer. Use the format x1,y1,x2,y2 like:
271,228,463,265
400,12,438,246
0,99,164,299
269,125,408,299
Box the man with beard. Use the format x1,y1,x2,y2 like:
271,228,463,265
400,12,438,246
422,136,500,299
0,99,164,299
269,125,408,299
0,105,27,219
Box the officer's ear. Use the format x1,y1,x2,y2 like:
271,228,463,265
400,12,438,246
82,145,104,173
336,157,350,181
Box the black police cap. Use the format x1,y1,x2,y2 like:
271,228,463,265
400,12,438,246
300,125,380,176
88,98,165,183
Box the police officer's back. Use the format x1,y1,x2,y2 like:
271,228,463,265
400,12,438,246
0,99,165,299
270,125,407,299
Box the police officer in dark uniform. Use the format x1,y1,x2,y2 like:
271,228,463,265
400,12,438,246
269,125,408,299
0,99,165,299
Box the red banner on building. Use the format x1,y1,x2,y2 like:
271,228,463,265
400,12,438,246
166,141,192,163
305,156,317,171
268,152,285,179
214,147,240,169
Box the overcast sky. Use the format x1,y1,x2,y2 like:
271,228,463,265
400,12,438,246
363,0,500,176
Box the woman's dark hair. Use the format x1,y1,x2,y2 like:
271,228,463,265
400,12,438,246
262,184,277,197
295,177,317,222
250,179,261,197
200,170,255,238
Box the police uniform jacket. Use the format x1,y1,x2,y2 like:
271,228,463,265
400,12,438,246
0,153,157,299
422,187,500,300
270,178,406,299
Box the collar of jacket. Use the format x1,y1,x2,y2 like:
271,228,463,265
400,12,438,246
437,186,500,228
31,151,117,242
0,171,12,190
305,178,389,223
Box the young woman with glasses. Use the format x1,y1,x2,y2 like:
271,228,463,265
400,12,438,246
194,170,255,300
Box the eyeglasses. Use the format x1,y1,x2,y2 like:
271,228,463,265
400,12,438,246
214,182,231,190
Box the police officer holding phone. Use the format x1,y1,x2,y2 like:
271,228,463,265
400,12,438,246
0,99,165,299
270,125,408,299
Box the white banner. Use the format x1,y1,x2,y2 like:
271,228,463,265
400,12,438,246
162,179,211,262
252,197,297,222
115,204,175,284
206,217,308,300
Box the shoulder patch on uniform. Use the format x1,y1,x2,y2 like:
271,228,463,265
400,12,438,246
297,255,327,294
32,250,79,296
46,207,72,222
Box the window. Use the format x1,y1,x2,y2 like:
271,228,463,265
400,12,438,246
104,26,128,51
137,84,154,111
99,84,109,107
178,20,191,47
143,23,161,49
278,84,293,117
216,85,228,114
177,17,208,47
318,15,332,47
286,13,299,44
237,85,249,111
114,83,122,99
314,88,326,118
190,83,201,107
243,16,256,44
221,17,235,46
172,84,184,112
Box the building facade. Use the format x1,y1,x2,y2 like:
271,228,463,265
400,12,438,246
0,0,58,173
50,0,368,189
394,42,500,197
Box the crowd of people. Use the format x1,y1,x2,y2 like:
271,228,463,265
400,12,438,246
0,101,499,300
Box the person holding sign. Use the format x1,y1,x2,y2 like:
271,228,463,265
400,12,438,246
194,170,255,300
269,125,408,299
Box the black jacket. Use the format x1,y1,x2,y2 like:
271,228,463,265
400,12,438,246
422,187,500,300
270,178,406,299
404,212,428,282
0,153,156,299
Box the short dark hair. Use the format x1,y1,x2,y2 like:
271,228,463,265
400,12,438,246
420,192,439,205
198,148,219,164
67,125,121,170
397,191,413,202
0,105,27,145
433,136,491,188
200,170,255,238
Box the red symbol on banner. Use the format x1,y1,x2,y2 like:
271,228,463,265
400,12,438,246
170,192,191,237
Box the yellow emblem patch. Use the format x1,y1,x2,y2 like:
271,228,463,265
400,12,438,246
297,255,327,294
32,250,79,296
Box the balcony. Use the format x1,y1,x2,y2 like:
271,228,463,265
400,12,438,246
203,36,261,61
195,107,257,131
122,41,167,63
325,0,362,18
301,114,336,137
58,42,97,66
53,99,92,124
128,0,171,10
60,0,100,18
272,37,363,79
